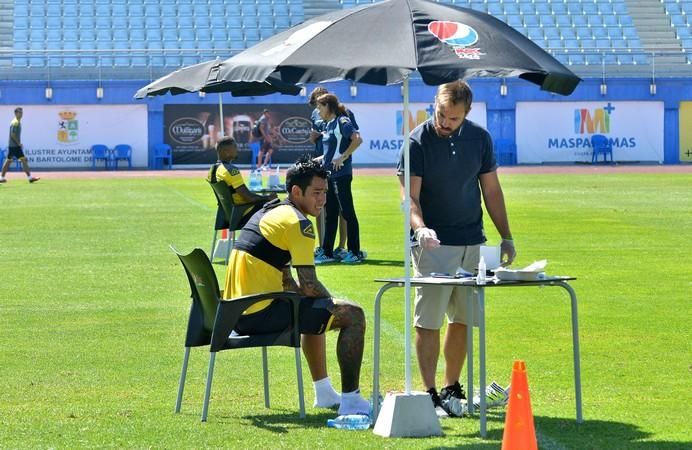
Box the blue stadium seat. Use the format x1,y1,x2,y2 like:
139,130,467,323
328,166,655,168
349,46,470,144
128,4,144,17
112,16,128,29
146,29,162,41
197,29,212,42
587,15,603,28
527,27,544,41
95,16,110,28
275,15,291,29
130,17,145,29
210,4,226,16
592,27,608,39
568,54,585,65
29,29,44,41
613,2,628,15
193,4,209,16
551,2,567,14
178,4,194,16
46,16,61,29
523,14,539,27
582,3,598,15
260,28,275,40
545,27,560,40
194,16,209,29
211,29,227,41
162,16,178,29
161,4,177,16
572,15,588,28
46,29,61,42
144,4,160,16
555,14,572,28
111,4,127,17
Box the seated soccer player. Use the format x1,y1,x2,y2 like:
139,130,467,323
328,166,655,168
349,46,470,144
207,136,277,229
224,155,369,416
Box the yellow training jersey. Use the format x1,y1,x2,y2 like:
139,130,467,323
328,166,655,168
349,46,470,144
207,161,246,205
225,199,315,314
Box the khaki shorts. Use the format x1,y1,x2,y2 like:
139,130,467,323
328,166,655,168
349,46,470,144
412,244,481,329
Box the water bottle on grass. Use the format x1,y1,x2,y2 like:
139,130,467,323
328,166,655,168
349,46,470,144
326,414,371,430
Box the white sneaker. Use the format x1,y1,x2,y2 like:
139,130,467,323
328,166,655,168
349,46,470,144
338,394,370,416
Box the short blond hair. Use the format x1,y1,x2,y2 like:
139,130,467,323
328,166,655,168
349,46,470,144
436,80,473,113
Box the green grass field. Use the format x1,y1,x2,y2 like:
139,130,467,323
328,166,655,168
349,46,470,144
1,171,690,449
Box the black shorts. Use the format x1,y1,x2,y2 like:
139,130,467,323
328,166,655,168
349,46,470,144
7,146,25,159
259,139,272,151
235,296,335,335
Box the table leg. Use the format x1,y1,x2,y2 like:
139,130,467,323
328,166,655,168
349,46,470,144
372,282,396,421
466,292,474,415
557,281,583,423
478,287,487,438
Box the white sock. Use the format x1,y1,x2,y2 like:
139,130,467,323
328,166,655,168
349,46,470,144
313,377,341,408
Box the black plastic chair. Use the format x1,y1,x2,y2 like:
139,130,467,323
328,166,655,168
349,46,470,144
171,247,305,422
153,143,173,169
208,180,255,264
591,134,614,163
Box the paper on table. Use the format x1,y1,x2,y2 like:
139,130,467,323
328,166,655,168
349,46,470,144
494,259,548,281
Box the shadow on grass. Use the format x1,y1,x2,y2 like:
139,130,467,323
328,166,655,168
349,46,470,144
318,258,404,268
239,410,336,434
454,413,692,449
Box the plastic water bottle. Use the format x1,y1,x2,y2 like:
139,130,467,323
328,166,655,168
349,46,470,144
477,256,487,285
268,165,280,188
249,170,260,191
326,414,371,430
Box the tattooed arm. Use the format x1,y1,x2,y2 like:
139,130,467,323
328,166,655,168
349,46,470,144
281,266,300,292
295,266,331,298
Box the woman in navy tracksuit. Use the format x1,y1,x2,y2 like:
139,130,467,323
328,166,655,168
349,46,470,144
314,93,365,264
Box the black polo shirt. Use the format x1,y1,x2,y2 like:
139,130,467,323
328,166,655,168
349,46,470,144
397,119,497,246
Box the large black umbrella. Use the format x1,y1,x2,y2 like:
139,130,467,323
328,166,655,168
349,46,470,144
133,59,301,99
206,0,581,434
217,0,580,95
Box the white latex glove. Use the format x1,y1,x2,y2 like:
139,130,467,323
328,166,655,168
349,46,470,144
500,239,516,266
414,227,441,249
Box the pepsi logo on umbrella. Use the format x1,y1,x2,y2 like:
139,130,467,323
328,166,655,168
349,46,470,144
428,21,485,60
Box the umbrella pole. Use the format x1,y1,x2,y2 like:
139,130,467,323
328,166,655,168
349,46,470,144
374,76,442,437
402,76,412,395
218,93,225,136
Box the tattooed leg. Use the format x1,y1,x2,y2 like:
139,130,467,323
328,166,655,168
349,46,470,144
330,299,366,393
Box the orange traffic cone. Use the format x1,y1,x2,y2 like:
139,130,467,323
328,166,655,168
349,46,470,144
501,360,537,450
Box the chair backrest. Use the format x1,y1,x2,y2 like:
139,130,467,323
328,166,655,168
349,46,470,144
154,143,172,157
91,144,109,158
172,246,222,347
172,246,302,351
590,134,612,150
209,180,253,232
114,144,132,158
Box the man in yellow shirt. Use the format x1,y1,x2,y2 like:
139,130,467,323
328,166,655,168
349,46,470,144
207,137,277,230
225,155,369,416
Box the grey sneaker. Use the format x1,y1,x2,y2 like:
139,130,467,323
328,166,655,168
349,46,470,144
472,381,509,409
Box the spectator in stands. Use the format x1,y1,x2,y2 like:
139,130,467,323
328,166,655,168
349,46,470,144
224,155,369,416
1,107,40,184
397,80,516,416
207,136,277,229
255,109,274,170
313,93,366,264
309,87,360,262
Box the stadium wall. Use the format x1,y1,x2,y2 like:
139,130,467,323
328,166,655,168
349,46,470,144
0,77,690,167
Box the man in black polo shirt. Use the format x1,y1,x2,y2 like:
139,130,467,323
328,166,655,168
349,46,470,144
397,80,516,417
